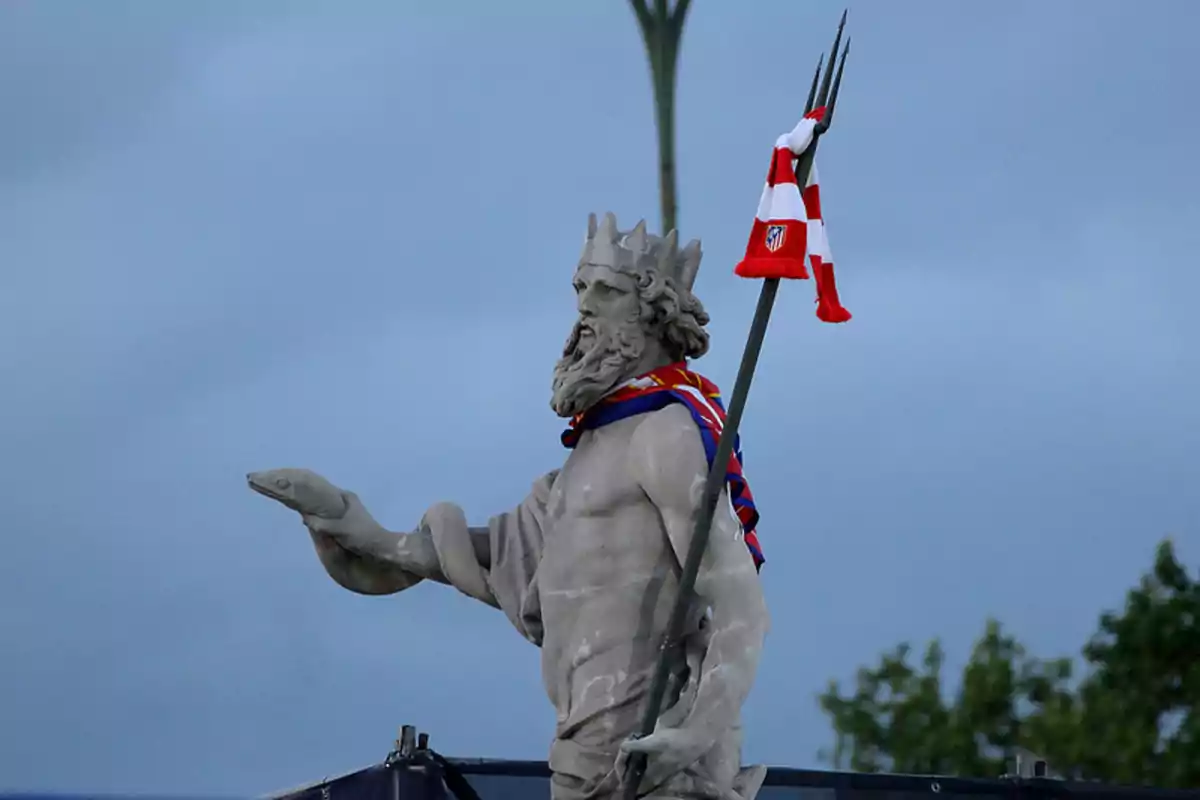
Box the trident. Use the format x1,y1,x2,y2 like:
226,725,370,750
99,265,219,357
621,12,850,799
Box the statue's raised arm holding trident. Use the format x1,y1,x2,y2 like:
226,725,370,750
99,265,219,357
248,13,852,800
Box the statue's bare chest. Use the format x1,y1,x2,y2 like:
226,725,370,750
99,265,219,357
540,416,670,592
550,419,643,519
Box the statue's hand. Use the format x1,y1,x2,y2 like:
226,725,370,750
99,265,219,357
248,467,386,541
248,467,421,594
302,491,424,594
301,489,392,555
617,724,710,795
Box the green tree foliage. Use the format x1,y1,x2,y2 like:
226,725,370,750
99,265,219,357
628,0,692,235
819,539,1199,788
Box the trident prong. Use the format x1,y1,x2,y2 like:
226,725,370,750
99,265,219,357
814,10,848,133
816,9,847,109
822,38,850,129
804,54,824,115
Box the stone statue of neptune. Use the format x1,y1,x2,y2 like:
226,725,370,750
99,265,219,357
249,212,770,800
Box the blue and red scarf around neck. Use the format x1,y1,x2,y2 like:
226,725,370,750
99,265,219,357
560,362,764,571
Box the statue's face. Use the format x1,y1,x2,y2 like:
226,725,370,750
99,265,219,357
572,264,641,327
550,264,647,418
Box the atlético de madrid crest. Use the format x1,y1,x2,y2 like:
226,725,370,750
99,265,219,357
764,224,786,252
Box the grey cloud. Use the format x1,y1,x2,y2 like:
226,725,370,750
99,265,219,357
1,1,1197,796
0,2,299,186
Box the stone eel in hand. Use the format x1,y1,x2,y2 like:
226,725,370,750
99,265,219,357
247,467,348,518
247,468,424,595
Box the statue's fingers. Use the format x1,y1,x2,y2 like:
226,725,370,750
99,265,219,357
619,734,661,755
303,514,338,535
335,490,362,517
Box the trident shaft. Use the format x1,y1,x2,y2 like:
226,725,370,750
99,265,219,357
621,13,850,799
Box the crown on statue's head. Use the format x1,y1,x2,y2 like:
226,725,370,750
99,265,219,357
578,211,702,291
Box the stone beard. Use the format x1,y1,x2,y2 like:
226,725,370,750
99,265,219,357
551,313,645,419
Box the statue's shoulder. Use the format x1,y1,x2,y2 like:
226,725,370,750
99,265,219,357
638,400,697,434
628,402,707,474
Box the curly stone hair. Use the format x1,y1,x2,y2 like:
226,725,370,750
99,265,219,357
627,266,711,361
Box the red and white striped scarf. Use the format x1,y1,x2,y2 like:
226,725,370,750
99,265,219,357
734,107,851,323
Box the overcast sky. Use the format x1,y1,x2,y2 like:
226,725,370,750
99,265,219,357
1,1,1197,796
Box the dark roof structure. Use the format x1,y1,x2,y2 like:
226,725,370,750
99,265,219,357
270,746,1200,800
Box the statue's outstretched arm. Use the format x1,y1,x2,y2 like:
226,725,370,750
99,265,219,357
248,468,555,645
247,468,489,594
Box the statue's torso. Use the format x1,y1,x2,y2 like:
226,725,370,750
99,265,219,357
539,410,694,752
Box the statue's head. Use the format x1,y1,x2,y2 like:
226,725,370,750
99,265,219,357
551,211,710,418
